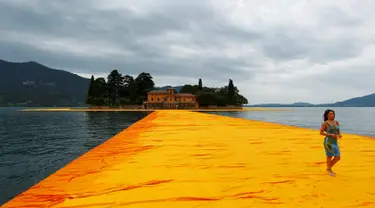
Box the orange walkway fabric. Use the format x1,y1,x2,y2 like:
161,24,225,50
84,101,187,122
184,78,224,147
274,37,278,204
2,110,375,207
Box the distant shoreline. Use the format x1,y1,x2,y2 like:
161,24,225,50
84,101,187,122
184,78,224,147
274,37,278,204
17,107,291,112
245,105,375,108
3,105,374,108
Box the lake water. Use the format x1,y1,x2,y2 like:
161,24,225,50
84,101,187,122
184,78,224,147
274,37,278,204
0,108,148,205
209,107,375,137
0,107,374,205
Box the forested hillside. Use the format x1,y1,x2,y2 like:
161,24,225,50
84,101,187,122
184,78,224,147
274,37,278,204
0,59,89,106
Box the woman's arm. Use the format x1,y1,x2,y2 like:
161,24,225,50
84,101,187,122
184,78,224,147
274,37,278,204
336,121,342,138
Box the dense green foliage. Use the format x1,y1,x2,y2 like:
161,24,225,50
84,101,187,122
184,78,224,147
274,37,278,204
0,59,89,107
86,70,248,107
86,70,155,106
198,78,203,91
179,79,248,107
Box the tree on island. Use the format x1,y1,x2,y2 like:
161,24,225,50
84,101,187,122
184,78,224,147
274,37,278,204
86,75,95,105
90,77,107,106
107,69,123,106
86,70,155,107
179,78,248,107
85,70,247,107
119,75,134,104
227,79,235,105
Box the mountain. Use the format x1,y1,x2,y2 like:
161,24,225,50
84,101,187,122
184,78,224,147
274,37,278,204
246,102,315,107
0,59,90,107
247,94,375,107
332,93,375,107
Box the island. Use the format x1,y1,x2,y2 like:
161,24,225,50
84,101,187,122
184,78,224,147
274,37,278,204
85,69,248,109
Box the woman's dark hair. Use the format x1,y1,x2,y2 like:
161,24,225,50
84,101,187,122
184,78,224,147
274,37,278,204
323,109,335,121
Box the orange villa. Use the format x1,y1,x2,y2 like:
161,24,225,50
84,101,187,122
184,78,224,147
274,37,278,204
144,88,198,109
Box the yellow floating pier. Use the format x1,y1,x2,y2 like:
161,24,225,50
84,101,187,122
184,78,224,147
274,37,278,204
2,111,375,207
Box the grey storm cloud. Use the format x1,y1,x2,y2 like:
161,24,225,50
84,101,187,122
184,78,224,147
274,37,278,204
0,0,374,104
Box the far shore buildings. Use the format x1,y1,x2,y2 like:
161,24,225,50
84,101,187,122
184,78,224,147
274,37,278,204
144,88,198,109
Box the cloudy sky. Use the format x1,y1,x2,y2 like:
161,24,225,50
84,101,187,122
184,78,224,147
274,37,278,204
1,0,374,104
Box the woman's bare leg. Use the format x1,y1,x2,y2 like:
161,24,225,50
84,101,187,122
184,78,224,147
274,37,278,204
326,156,333,170
330,156,340,169
326,156,335,176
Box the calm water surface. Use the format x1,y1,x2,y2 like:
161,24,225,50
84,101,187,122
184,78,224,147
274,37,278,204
0,108,148,205
0,107,374,205
209,107,375,137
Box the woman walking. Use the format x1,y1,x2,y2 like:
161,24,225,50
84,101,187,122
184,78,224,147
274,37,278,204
320,109,342,176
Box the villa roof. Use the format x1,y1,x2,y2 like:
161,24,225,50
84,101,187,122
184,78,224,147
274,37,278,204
175,93,195,97
147,90,195,97
147,90,169,94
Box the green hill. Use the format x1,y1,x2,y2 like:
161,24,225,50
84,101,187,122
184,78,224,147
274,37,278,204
247,94,375,107
0,59,90,107
332,93,375,107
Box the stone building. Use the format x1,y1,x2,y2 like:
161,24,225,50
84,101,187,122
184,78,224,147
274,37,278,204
143,88,198,109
